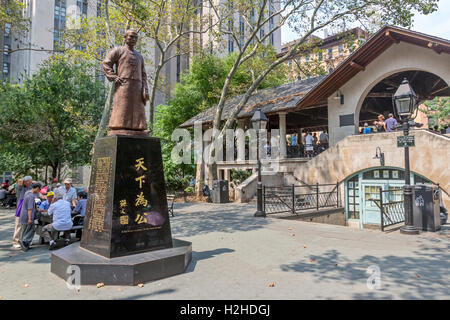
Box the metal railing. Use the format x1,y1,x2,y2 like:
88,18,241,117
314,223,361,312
369,188,405,231
263,183,340,215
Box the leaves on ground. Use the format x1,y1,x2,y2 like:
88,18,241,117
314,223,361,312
96,283,104,288
290,233,295,237
417,274,421,279
310,259,316,263
268,282,275,287
117,288,123,292
137,283,144,288
24,284,29,288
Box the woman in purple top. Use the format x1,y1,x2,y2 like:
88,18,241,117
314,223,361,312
12,176,33,248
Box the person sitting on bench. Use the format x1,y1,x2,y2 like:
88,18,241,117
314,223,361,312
41,191,73,250
73,191,87,226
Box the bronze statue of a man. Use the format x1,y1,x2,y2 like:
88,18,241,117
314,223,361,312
102,29,149,136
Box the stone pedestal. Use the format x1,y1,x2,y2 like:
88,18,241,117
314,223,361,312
51,135,191,285
51,239,191,285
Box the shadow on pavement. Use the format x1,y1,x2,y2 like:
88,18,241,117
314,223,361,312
171,202,270,237
122,288,177,300
186,248,235,274
279,239,450,299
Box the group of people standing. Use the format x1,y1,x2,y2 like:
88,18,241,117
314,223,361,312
287,130,329,158
362,113,399,134
11,177,87,251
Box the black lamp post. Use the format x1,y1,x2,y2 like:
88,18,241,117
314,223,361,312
392,78,420,235
251,108,268,217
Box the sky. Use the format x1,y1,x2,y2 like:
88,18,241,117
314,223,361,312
281,1,450,44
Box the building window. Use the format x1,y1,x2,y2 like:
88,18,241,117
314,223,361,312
347,176,360,219
318,51,323,61
228,37,234,53
260,28,265,41
54,0,67,51
3,62,9,75
97,0,103,16
239,16,245,47
328,47,333,59
3,45,10,55
328,68,333,74
77,0,88,18
4,23,11,36
269,0,274,31
338,44,344,54
176,43,181,82
270,33,274,46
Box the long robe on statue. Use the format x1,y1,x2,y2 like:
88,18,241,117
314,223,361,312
102,46,149,132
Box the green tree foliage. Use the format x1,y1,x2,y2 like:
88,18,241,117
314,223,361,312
0,60,105,180
423,97,450,129
0,0,29,34
153,51,286,189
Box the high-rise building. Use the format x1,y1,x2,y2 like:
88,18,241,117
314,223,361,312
3,0,282,104
1,23,12,82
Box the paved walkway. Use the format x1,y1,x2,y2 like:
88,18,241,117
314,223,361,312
0,202,449,300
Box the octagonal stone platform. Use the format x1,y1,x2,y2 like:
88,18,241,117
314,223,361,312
51,238,192,286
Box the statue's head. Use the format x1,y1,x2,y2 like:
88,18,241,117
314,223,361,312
124,29,138,47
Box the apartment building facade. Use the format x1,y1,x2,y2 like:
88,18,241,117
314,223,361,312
280,27,369,82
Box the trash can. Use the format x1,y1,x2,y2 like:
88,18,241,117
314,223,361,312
412,184,441,232
212,180,229,203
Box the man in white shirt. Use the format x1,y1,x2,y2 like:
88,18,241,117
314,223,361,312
57,178,77,207
305,132,314,157
305,132,314,145
41,191,73,250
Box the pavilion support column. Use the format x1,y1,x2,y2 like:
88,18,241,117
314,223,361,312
279,112,287,159
225,169,231,182
237,119,246,161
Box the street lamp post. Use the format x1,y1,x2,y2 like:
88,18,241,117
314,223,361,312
392,78,420,235
251,108,268,217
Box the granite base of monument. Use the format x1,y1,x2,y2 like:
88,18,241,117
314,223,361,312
51,239,191,285
50,135,191,285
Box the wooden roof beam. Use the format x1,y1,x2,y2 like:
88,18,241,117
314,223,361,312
385,30,400,44
430,85,449,96
428,42,442,54
366,92,393,98
350,61,365,71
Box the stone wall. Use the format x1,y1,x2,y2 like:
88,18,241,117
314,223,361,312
279,208,346,226
293,130,450,208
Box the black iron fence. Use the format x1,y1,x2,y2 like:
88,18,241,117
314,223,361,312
369,188,405,231
264,183,340,215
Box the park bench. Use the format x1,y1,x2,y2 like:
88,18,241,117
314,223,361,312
167,193,175,217
37,213,84,244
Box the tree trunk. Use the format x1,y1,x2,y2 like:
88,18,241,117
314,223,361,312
194,160,204,197
148,47,165,135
